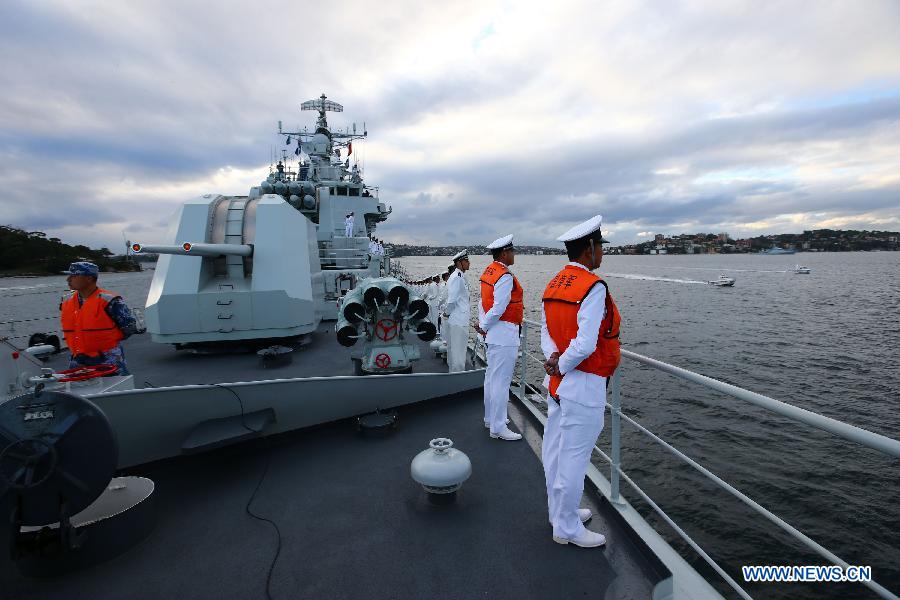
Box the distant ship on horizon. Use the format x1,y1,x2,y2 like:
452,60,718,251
760,246,797,255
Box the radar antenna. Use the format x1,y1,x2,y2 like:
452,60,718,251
301,93,343,130
279,93,367,156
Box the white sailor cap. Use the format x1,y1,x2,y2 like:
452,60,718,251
556,215,610,244
486,234,514,250
452,249,469,262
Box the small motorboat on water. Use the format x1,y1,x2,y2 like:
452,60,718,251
794,264,811,274
708,274,735,287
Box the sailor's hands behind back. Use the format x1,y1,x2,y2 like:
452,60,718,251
544,352,560,376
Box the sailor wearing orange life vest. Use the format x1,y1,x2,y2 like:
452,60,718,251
541,215,621,548
60,261,139,376
476,234,524,441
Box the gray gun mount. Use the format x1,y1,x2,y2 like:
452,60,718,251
336,277,436,375
137,194,325,347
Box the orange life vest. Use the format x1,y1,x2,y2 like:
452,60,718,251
60,288,125,357
479,261,524,325
542,265,621,399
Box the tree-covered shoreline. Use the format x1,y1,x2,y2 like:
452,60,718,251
0,225,141,276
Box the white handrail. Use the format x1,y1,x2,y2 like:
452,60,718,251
516,316,900,599
521,318,900,459
621,348,900,459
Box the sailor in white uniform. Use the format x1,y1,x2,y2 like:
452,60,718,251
477,234,523,441
438,269,451,339
541,215,618,549
424,276,439,325
345,212,355,237
443,250,471,372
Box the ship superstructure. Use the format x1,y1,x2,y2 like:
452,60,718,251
134,95,391,346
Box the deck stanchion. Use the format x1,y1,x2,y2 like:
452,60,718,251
610,368,623,504
518,321,528,394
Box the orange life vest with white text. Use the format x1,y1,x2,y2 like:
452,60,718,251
542,265,621,398
60,288,125,357
479,261,524,325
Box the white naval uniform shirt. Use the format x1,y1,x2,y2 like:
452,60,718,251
424,282,438,306
540,262,607,408
438,282,448,312
478,272,520,347
445,271,470,326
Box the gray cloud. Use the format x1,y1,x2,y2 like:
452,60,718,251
368,94,900,242
1,0,899,250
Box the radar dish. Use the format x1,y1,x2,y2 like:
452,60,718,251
0,390,117,526
301,95,344,113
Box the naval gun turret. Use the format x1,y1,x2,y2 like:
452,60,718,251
134,194,325,347
336,277,436,375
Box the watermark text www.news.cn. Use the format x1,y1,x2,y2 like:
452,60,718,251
742,565,872,583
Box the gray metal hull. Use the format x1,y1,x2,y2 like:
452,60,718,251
88,368,485,468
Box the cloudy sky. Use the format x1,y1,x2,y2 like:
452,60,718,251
2,0,900,249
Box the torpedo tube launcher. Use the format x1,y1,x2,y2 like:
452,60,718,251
336,277,436,374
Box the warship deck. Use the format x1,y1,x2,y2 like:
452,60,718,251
3,387,667,599
41,321,467,388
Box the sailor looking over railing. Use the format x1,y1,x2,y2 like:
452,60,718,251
477,234,524,442
539,215,618,549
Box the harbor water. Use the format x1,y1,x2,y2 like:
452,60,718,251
2,251,898,599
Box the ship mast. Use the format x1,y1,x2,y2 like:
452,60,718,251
278,93,367,156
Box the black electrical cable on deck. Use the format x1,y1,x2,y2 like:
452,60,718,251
212,383,282,600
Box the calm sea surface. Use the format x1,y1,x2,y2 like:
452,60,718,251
2,252,898,599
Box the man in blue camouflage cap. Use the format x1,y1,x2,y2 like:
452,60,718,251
59,261,140,376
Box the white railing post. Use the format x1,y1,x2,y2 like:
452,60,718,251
518,320,528,392
609,368,623,504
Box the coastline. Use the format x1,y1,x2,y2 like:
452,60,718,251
1,267,143,278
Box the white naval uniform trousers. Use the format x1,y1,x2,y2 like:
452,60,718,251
425,282,439,326
540,262,608,541
437,283,448,339
478,272,520,434
445,271,470,372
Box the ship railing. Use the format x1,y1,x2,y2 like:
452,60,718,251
0,315,63,344
318,248,381,257
317,248,371,268
503,317,900,600
318,248,368,252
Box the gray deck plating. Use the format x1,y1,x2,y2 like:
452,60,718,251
43,322,462,388
3,389,663,599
